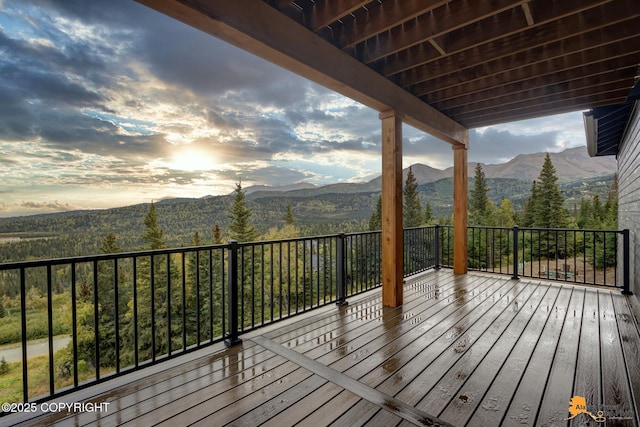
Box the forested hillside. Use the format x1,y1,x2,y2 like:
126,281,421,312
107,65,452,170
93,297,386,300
0,192,379,261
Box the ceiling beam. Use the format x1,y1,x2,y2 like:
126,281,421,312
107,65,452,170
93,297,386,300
424,51,640,109
412,35,640,101
381,0,624,78
334,0,449,49
272,0,296,10
395,3,639,87
461,91,630,128
441,77,633,119
306,0,371,32
361,0,527,64
136,0,468,146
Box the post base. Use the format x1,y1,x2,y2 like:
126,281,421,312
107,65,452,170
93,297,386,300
336,300,349,306
224,337,243,347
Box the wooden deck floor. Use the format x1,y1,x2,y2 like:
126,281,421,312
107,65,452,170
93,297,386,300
5,270,640,426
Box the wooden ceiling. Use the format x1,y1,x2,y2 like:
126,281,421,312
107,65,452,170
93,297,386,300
139,0,640,142
267,0,640,128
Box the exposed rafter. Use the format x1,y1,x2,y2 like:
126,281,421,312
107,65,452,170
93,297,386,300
305,0,371,31
361,0,528,64
139,0,640,129
137,0,467,145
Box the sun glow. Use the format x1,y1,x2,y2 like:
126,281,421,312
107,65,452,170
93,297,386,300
170,150,217,171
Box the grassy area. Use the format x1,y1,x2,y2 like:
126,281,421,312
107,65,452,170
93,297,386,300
0,354,103,403
0,293,72,345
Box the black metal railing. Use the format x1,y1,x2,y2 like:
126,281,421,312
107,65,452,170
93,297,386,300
0,227,436,406
437,225,629,291
0,224,629,407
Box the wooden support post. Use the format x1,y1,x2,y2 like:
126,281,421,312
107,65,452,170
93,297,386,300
380,110,403,307
453,144,468,274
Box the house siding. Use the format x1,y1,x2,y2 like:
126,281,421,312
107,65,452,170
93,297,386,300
618,101,640,298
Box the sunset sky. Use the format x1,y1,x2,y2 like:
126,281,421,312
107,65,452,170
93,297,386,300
0,0,590,217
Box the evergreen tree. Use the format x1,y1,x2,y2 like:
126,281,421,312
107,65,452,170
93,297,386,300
284,203,295,226
369,195,382,231
424,201,433,225
403,166,423,227
533,153,567,228
212,223,223,244
124,203,180,363
227,182,258,242
95,232,124,369
470,163,491,225
100,232,121,253
591,194,603,224
604,174,618,224
142,202,164,249
577,197,592,229
521,180,539,227
186,231,212,344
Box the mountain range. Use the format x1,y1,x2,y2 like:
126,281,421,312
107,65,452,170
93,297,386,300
0,146,617,260
245,146,616,199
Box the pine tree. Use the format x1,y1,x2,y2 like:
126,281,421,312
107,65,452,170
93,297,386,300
212,223,223,244
100,232,121,253
95,232,124,368
521,180,539,227
142,202,164,249
604,174,618,224
403,166,423,227
284,203,295,225
369,195,382,231
124,203,180,362
227,182,258,242
424,201,433,225
470,163,490,225
533,153,567,228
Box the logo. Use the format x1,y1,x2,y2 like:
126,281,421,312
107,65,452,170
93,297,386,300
565,396,606,423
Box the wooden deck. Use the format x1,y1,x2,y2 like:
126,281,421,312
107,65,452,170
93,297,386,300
5,270,640,426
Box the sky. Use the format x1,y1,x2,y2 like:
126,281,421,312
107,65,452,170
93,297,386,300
0,0,590,218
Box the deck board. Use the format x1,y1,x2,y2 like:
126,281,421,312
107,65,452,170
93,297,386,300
535,287,584,426
440,282,559,426
498,286,573,426
4,270,639,427
599,291,636,427
571,289,601,427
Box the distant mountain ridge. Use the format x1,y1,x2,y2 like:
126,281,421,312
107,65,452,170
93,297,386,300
242,182,317,195
0,146,617,260
248,146,615,200
459,146,616,182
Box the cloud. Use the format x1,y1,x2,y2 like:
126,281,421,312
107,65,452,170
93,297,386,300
0,0,590,217
20,200,78,211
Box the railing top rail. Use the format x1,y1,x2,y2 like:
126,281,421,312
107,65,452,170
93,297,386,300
0,242,232,270
446,225,625,233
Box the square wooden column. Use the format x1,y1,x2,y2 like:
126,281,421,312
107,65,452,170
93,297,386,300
380,110,403,307
453,144,468,274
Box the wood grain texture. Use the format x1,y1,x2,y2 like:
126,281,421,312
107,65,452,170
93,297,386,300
8,272,639,427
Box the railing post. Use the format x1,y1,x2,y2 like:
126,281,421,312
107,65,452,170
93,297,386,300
225,240,242,347
336,233,348,306
434,225,440,270
622,229,631,295
512,225,520,280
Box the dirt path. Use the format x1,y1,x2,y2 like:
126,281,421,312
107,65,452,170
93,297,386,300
0,335,71,362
